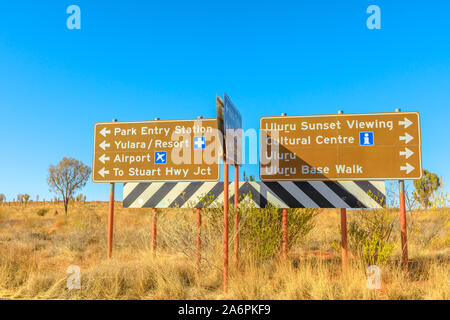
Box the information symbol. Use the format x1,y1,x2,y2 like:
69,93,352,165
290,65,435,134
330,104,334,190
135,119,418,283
359,132,374,146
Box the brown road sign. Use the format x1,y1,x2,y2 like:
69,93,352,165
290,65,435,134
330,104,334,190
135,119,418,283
260,111,422,181
93,119,220,182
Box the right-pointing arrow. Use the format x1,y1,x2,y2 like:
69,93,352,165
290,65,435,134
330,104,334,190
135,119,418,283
399,147,414,159
400,163,415,174
98,167,110,178
399,132,413,144
398,117,413,129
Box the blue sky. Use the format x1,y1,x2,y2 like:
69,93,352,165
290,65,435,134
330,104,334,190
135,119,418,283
0,1,449,201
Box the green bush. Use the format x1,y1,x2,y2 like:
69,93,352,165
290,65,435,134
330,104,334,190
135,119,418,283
36,208,49,217
200,192,317,261
348,209,394,266
239,206,316,261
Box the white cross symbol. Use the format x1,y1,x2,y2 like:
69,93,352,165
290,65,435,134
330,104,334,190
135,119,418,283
194,137,205,149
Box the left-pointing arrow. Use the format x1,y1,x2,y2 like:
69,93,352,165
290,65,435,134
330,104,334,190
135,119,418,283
99,154,110,164
98,167,109,177
100,128,111,137
99,141,110,150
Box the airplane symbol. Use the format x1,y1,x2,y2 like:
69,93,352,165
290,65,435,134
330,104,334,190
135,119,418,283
155,152,167,164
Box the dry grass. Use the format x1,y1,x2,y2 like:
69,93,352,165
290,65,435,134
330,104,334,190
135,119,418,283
0,202,448,300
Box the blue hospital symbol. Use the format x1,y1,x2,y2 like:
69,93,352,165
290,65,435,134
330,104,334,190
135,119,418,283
155,151,167,164
359,132,374,146
193,136,206,149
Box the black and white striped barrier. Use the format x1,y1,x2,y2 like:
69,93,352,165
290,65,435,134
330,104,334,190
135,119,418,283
123,180,385,209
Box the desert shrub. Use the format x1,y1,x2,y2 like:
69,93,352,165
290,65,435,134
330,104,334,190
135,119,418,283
348,209,395,266
36,209,49,217
61,210,105,252
179,192,316,262
239,205,316,261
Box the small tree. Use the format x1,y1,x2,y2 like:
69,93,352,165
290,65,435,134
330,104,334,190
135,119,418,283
0,194,5,204
17,194,23,203
47,157,91,215
23,194,30,206
413,170,441,208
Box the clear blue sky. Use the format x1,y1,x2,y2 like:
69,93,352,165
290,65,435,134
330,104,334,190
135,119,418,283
0,1,449,201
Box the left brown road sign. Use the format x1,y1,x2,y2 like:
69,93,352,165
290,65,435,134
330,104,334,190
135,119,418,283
92,119,220,182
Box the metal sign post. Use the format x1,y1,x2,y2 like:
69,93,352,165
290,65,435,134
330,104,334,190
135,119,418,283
217,94,242,292
196,207,202,271
107,181,115,259
337,110,348,272
396,108,409,270
282,208,288,260
234,164,239,269
152,208,157,252
340,208,348,271
107,119,117,259
223,161,229,293
281,113,288,260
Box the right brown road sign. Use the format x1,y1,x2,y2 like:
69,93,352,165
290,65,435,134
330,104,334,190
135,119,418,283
260,111,422,181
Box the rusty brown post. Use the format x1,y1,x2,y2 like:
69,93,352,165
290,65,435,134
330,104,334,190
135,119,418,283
152,208,157,252
223,161,229,292
396,108,409,270
282,208,288,259
234,164,239,269
107,182,115,259
399,184,408,269
337,110,348,272
341,208,348,272
107,118,117,259
280,113,289,260
196,207,202,269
